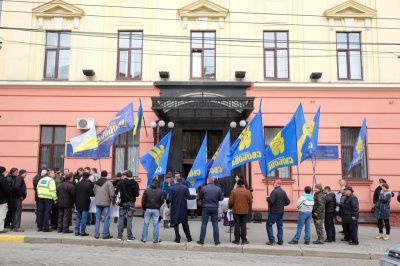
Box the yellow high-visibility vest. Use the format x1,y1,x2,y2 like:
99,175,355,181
36,176,57,201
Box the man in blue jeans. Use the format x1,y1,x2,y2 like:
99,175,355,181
116,170,139,241
266,179,290,245
140,179,164,243
93,170,115,239
196,177,224,245
289,186,314,245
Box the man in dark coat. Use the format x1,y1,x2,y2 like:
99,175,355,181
56,174,75,233
342,186,359,245
197,177,224,245
166,176,196,243
11,169,27,232
5,168,18,228
324,186,336,242
74,172,94,236
0,167,11,233
266,179,290,246
140,179,164,243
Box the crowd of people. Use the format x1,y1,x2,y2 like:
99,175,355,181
1,166,399,246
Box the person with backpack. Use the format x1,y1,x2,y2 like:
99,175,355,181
116,170,139,241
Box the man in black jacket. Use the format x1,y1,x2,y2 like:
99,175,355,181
0,167,11,233
11,169,27,232
56,174,75,233
342,186,359,245
74,172,94,236
116,170,139,241
266,179,290,246
5,168,18,229
140,179,164,243
324,186,336,242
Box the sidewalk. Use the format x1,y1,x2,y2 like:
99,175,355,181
0,211,396,260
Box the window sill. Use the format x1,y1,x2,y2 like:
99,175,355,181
346,179,373,185
42,78,69,81
264,78,291,81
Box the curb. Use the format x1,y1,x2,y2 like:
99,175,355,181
0,235,381,260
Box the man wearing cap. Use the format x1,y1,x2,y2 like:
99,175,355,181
94,170,115,239
0,167,11,233
342,186,359,245
11,169,27,232
312,184,325,244
266,179,290,246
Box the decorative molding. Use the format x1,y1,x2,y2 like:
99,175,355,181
32,0,84,18
323,0,376,19
178,0,229,19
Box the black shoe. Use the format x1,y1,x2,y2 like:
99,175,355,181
324,239,332,243
338,230,344,233
75,232,80,236
102,235,113,239
277,242,283,245
304,241,310,245
140,239,146,243
94,236,99,239
196,241,204,245
81,233,89,237
349,242,359,245
341,238,350,242
313,240,324,244
289,240,298,244
187,237,192,242
174,239,181,243
63,230,73,234
232,241,240,245
242,241,249,245
215,242,221,245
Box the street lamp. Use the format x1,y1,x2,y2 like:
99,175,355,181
150,119,174,144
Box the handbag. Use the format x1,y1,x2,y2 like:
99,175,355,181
370,205,376,213
227,209,234,222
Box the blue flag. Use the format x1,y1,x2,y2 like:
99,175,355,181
140,131,172,188
186,132,208,188
348,118,367,171
264,104,306,174
227,109,265,171
300,106,321,162
90,103,134,160
208,131,231,179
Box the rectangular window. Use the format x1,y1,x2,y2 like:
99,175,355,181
336,32,362,80
264,31,289,79
39,126,66,171
117,31,143,79
191,32,216,79
264,127,291,179
113,130,139,177
341,127,367,179
44,31,71,79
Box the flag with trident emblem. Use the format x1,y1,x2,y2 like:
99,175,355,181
140,131,172,188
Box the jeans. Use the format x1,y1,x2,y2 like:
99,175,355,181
199,207,219,244
37,199,53,230
95,205,111,238
141,209,160,242
118,202,135,240
292,211,312,242
75,210,89,234
233,213,247,243
266,213,284,244
0,203,7,231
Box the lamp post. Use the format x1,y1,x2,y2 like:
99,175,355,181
150,119,174,145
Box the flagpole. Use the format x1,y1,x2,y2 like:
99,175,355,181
296,165,300,199
311,157,317,194
98,158,102,172
140,98,148,137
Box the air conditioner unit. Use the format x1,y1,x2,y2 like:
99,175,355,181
77,118,95,130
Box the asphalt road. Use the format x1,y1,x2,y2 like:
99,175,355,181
0,242,380,266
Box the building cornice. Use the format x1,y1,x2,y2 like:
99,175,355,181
253,82,400,90
0,81,154,89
